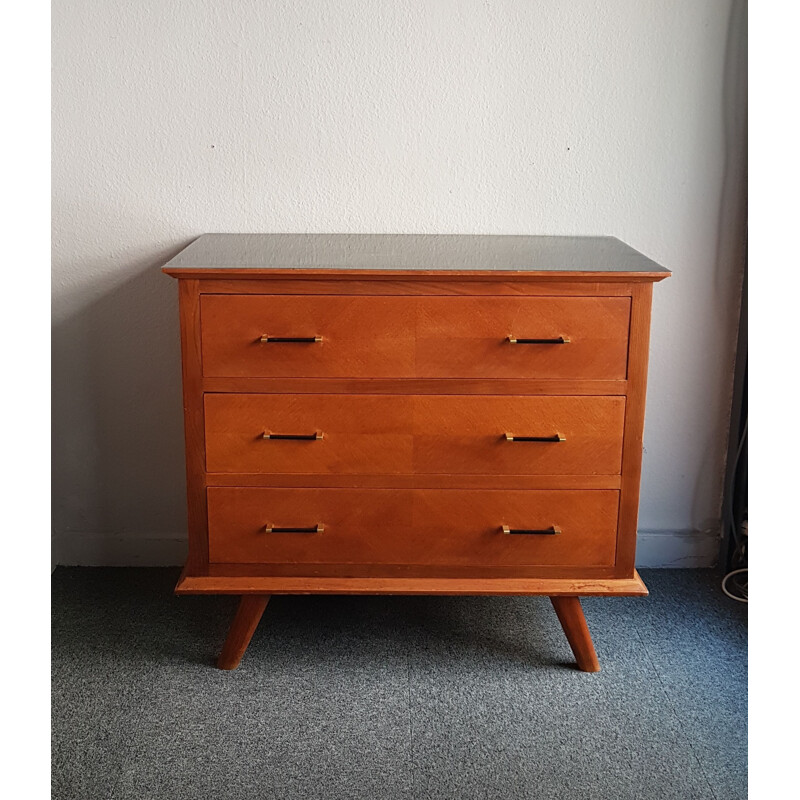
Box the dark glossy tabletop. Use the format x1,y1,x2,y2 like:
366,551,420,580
162,234,669,275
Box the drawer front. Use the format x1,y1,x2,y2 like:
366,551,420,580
204,394,625,475
411,395,624,475
205,394,414,475
200,294,630,380
201,295,415,378
207,487,619,567
416,296,631,380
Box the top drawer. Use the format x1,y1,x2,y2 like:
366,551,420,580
200,295,630,380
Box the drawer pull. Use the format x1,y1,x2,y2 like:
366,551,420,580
502,525,562,535
259,335,323,343
504,433,566,443
265,523,325,534
507,335,570,345
263,431,324,440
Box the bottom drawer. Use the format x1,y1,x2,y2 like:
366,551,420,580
207,488,619,567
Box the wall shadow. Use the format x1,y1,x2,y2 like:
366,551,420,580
692,0,747,550
52,239,195,560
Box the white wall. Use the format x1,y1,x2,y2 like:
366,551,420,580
52,0,746,567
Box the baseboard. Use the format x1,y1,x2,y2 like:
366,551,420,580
57,533,188,567
55,529,721,569
51,531,61,573
634,529,721,568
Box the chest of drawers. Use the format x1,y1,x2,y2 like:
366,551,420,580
163,234,669,671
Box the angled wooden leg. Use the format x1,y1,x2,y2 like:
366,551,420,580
217,595,270,670
550,596,600,673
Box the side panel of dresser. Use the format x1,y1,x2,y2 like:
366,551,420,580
177,279,209,572
615,282,654,575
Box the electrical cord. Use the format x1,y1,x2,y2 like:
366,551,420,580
721,417,747,602
721,568,747,603
723,418,748,564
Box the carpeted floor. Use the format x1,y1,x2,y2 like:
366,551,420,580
52,568,747,800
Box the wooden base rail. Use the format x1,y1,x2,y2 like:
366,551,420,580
177,569,648,597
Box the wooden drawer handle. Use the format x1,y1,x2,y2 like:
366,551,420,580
507,335,570,344
502,525,562,535
265,524,325,534
504,433,566,442
262,431,324,440
259,335,323,343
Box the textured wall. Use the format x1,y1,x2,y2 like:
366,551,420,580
52,0,746,565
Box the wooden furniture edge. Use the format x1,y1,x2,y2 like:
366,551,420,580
203,473,623,489
177,280,209,570
163,267,670,282
615,283,654,572
174,571,648,597
201,378,630,396
200,280,639,296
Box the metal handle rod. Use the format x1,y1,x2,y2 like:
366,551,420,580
259,335,323,343
265,524,324,534
507,336,570,344
262,431,323,440
504,433,566,442
502,525,562,535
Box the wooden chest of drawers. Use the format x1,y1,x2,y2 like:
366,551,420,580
163,234,669,671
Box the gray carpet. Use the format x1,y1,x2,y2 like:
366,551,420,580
52,568,747,800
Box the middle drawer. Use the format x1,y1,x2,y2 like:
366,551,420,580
204,394,625,475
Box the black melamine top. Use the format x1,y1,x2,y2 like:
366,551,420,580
162,234,670,277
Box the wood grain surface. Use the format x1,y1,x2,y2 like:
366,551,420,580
201,294,630,380
177,279,209,571
175,568,649,597
203,393,625,476
201,294,415,378
206,487,619,567
415,296,630,379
